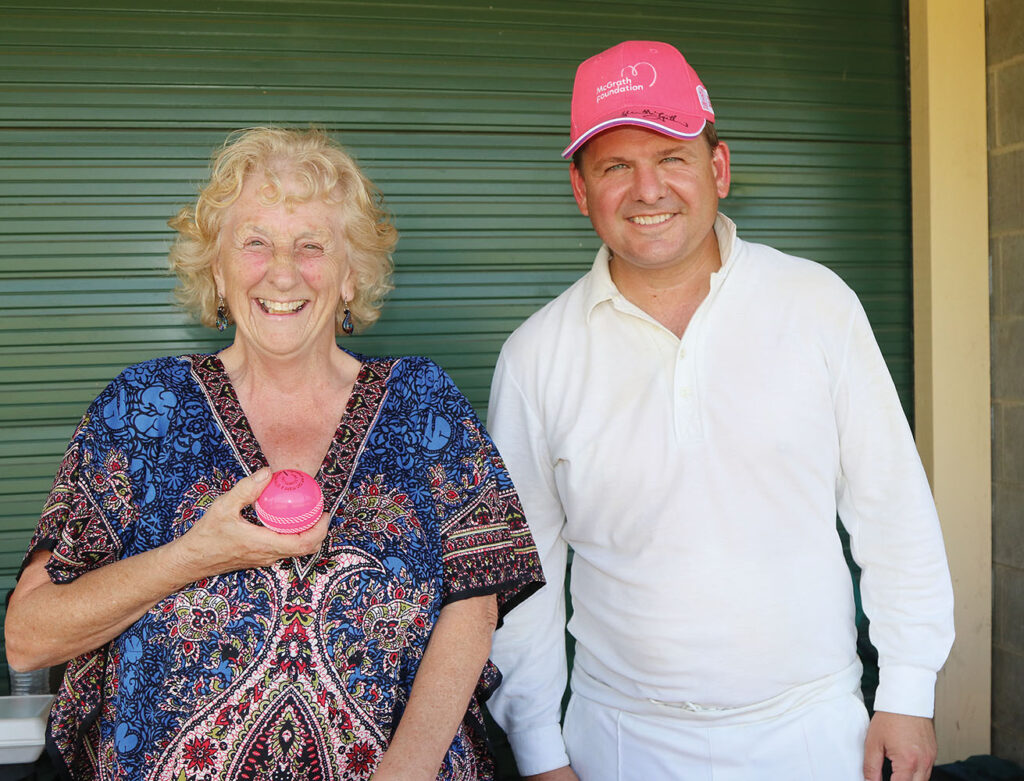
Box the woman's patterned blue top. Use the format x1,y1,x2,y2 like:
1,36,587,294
24,353,544,780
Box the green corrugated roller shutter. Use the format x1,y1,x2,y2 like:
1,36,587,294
0,0,911,703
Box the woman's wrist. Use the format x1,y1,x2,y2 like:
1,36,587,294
155,534,203,592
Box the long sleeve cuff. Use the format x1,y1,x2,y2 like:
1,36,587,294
507,724,571,777
872,664,938,718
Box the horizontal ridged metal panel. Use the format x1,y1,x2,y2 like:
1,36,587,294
0,0,911,705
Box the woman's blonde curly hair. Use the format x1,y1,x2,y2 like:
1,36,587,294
168,127,397,333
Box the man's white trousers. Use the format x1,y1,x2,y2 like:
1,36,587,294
563,685,869,781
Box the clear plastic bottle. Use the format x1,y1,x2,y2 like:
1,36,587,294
8,666,50,695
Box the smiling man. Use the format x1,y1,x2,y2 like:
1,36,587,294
486,41,954,781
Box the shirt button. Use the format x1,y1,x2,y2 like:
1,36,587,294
678,387,691,399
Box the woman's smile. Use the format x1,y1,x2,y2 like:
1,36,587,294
257,298,308,314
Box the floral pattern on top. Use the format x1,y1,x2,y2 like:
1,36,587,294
24,352,543,780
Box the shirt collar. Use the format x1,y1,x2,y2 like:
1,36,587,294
582,212,739,320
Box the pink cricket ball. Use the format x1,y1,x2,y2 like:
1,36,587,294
254,469,324,534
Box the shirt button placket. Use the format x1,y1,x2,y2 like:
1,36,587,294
674,343,698,439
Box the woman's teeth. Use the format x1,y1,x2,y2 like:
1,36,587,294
258,299,306,313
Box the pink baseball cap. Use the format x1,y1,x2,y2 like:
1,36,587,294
563,40,716,159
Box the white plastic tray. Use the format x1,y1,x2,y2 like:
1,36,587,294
0,694,53,765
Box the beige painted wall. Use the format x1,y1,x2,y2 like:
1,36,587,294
909,0,992,762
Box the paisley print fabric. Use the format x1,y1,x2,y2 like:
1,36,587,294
23,352,543,780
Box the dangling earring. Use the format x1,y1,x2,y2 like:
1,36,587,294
216,295,229,332
341,301,354,336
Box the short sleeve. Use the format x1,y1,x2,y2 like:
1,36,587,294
24,396,131,585
423,369,544,623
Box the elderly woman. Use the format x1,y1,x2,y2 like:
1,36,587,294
5,127,543,780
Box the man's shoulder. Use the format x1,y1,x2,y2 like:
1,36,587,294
501,272,592,358
736,236,857,303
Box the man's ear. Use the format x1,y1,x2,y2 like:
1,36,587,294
712,141,731,199
569,162,590,217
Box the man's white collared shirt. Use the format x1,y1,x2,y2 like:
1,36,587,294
486,214,954,776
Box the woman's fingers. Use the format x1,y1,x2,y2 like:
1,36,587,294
179,474,331,574
261,512,332,558
215,467,273,518
173,469,277,573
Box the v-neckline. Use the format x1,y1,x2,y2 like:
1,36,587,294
185,352,396,515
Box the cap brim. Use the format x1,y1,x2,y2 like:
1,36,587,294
562,116,707,159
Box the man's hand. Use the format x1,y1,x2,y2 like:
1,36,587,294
524,767,581,781
863,711,937,781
